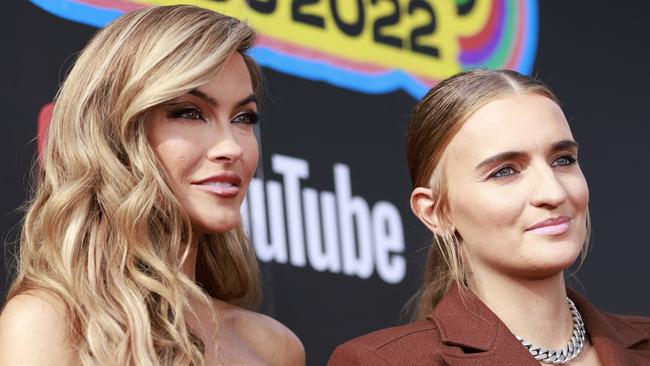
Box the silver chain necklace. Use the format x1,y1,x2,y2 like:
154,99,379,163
516,298,586,364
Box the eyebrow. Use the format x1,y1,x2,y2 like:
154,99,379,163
552,139,579,152
188,89,257,108
236,94,258,108
189,89,217,106
475,151,526,171
474,139,579,171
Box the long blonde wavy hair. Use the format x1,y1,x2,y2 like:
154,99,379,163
6,5,261,365
405,69,591,320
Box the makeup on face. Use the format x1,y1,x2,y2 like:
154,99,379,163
191,172,242,198
147,53,260,234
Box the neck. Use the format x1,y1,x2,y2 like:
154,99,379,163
467,268,574,350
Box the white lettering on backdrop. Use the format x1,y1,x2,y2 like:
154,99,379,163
241,154,406,284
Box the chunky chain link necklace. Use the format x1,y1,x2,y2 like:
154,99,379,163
516,298,586,364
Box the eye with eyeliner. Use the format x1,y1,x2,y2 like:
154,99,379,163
164,102,260,125
232,109,260,125
167,104,205,121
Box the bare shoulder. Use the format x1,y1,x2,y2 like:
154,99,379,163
0,290,79,366
216,301,305,366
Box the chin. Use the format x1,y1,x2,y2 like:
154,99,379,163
190,212,242,234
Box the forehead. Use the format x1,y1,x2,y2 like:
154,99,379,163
446,94,574,161
201,52,253,101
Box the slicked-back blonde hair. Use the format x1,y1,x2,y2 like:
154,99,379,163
7,5,261,365
406,69,591,320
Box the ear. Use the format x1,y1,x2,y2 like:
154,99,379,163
410,187,450,237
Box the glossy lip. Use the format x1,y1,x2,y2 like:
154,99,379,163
191,172,242,198
526,216,571,235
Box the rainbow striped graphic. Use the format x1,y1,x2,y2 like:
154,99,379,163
30,0,537,99
459,0,537,71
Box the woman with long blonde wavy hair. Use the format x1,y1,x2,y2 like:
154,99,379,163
0,5,304,366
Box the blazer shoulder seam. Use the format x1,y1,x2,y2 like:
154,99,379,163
374,324,439,351
334,341,397,366
605,313,650,324
356,342,397,366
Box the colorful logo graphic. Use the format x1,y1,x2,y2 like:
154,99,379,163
30,0,537,98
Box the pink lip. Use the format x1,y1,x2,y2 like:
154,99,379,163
526,216,571,235
191,173,242,198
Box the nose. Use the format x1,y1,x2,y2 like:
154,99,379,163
206,125,244,163
529,163,568,208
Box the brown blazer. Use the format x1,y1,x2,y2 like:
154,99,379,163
328,284,650,365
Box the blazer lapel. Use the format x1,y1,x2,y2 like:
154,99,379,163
428,284,649,366
429,284,539,366
568,288,650,366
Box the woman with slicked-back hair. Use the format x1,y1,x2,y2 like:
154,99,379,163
329,69,650,365
0,5,304,366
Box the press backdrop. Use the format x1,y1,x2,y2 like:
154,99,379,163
2,1,649,365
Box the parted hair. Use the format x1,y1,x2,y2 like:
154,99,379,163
405,69,589,320
7,5,261,365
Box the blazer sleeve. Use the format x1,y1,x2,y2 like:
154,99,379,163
327,342,394,366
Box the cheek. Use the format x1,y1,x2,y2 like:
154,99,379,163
448,184,524,242
241,133,259,176
150,140,196,184
565,174,590,241
569,174,589,211
147,120,197,184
